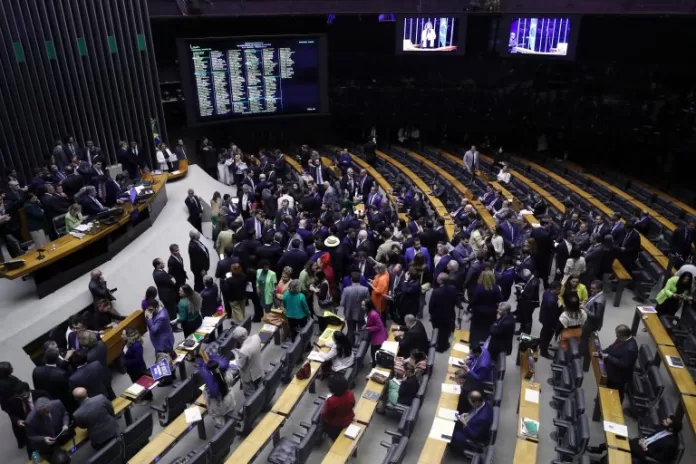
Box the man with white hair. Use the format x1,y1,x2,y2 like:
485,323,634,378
188,229,210,292
231,326,264,396
396,314,429,357
341,167,357,198
488,302,516,358
322,181,338,208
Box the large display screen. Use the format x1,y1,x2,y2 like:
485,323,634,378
178,35,328,124
501,16,580,59
396,15,466,54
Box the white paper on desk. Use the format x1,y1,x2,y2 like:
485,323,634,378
262,323,277,333
437,407,458,421
171,170,181,175
530,223,541,228
367,367,391,380
69,232,85,239
519,209,533,215
603,421,628,437
448,356,466,368
185,407,202,424
175,353,186,364
524,388,540,404
428,417,456,443
452,343,470,354
74,223,91,232
441,383,461,395
307,351,325,362
380,341,399,355
344,424,362,440
638,306,657,314
125,383,145,397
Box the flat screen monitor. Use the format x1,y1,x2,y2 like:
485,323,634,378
397,15,465,54
500,16,580,59
178,35,329,125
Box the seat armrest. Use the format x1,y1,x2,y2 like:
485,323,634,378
553,419,571,429
555,445,576,456
150,404,166,413
385,430,401,438
380,441,392,449
551,365,565,372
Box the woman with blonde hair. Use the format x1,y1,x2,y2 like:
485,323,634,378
64,203,83,231
177,284,202,337
468,269,503,346
283,279,311,340
275,266,294,305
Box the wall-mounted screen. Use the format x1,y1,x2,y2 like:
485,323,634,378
500,16,580,59
178,35,329,125
397,15,466,54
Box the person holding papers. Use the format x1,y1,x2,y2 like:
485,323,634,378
25,397,74,459
321,375,355,442
451,390,493,453
121,328,154,403
588,415,681,463
231,327,264,396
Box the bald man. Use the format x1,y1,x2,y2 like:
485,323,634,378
88,269,116,306
72,387,119,449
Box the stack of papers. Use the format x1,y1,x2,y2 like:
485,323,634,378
452,343,470,354
171,170,181,175
603,421,628,437
437,408,458,421
367,367,391,379
74,223,92,232
184,407,202,424
319,328,337,342
524,388,540,404
428,417,456,443
307,351,325,362
448,356,466,368
380,341,399,355
441,383,462,395
262,323,278,332
667,356,685,369
124,383,145,398
344,424,362,440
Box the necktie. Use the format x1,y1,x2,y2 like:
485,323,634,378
256,220,261,238
243,194,247,210
623,231,630,246
70,144,75,154
317,168,322,184
94,197,104,209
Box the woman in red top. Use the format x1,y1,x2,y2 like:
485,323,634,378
321,374,355,441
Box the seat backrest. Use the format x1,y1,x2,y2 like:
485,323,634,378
648,366,664,401
241,315,253,333
573,387,586,416
383,436,409,464
426,346,436,375
53,214,67,236
638,344,654,372
482,445,495,464
554,346,568,365
122,411,154,461
297,424,320,464
219,331,239,357
209,419,238,464
492,380,504,406
263,362,284,409
577,414,590,452
299,319,315,348
85,437,122,464
416,374,429,400
430,328,439,347
489,406,500,445
398,398,420,437
238,385,266,434
567,338,580,359
188,447,211,464
282,338,304,383
354,341,368,370
496,352,506,381
311,400,325,425
572,359,584,387
166,377,194,423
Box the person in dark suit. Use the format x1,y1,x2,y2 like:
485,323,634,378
539,281,562,358
488,302,515,359
79,185,109,215
72,388,119,450
396,315,429,357
633,210,651,237
531,219,554,288
255,234,283,266
555,230,573,282
84,140,102,164
619,221,641,271
357,170,374,205
25,397,74,458
581,280,606,370
200,276,219,318
588,415,681,463
92,174,122,207
451,390,493,452
62,136,82,162
88,269,116,306
39,184,69,237
670,218,696,264
32,348,76,413
609,213,626,244
429,273,459,352
6,382,49,453
68,350,109,398
188,229,210,292
185,188,204,233
52,139,70,170
175,139,188,161
59,166,84,199
129,141,144,169
153,257,180,324
277,239,308,278
167,244,188,287
496,257,516,301
594,324,638,404
117,141,139,180
515,269,540,335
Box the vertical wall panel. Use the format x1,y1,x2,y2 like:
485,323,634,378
0,0,165,179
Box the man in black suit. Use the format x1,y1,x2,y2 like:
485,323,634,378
256,233,283,266
419,219,440,259
25,397,74,458
618,221,641,271
88,269,116,306
594,324,638,405
152,258,181,330
167,243,188,287
118,141,139,179
515,269,540,335
396,314,429,357
129,141,144,169
185,188,204,233
40,183,69,237
79,331,115,399
5,382,48,457
188,229,210,292
387,263,405,322
68,350,110,398
175,139,188,161
277,239,308,278
60,166,84,199
670,218,695,266
215,245,239,280
80,185,109,215
589,415,681,463
429,273,459,352
555,229,573,282
310,158,328,186
49,164,68,184
357,169,374,205
62,135,82,163
84,140,102,164
32,348,76,413
52,139,70,169
539,281,562,358
488,302,516,359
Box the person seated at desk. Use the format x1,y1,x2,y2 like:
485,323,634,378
72,387,119,450
451,390,493,452
91,299,125,330
140,166,155,184
382,362,420,411
64,203,84,231
588,415,681,463
496,165,511,184
321,374,355,442
79,185,109,216
25,397,74,461
461,344,493,388
317,331,355,378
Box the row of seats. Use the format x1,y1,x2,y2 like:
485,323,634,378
662,306,696,378
84,412,154,464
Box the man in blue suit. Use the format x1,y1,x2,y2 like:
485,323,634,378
337,148,352,174
499,219,519,247
277,239,308,278
495,257,516,301
670,218,695,264
452,390,493,451
80,185,109,216
463,344,492,387
432,242,452,285
633,210,651,236
609,212,626,244
404,237,432,270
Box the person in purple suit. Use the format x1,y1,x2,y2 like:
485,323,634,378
404,237,431,270
366,185,382,209
452,390,494,451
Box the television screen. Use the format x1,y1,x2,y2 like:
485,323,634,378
400,16,460,52
178,35,329,125
507,17,573,56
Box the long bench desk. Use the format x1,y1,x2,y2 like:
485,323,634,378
631,178,696,218
414,330,470,464
394,147,494,232
320,156,343,180
375,149,455,240
1,174,169,297
168,159,189,181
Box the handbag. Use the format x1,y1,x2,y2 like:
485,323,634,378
375,349,395,369
370,372,388,384
295,362,311,380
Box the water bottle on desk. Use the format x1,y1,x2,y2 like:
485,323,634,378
32,451,41,464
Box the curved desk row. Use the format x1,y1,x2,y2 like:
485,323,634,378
1,174,169,297
166,159,189,181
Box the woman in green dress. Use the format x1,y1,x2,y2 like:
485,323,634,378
177,284,202,337
256,260,278,313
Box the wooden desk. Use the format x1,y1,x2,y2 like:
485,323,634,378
321,156,342,180
320,423,364,464
597,387,631,452
352,331,397,426
127,432,178,464
417,330,470,464
607,448,633,464
102,310,147,365
589,335,608,387
657,345,696,396
681,394,696,438
398,147,493,232
512,438,538,464
490,181,522,212
631,178,696,218
224,412,285,463
630,307,675,346
375,149,455,239
518,380,540,440
168,159,189,180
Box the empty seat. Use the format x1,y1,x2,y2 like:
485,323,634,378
233,384,267,435
281,337,305,383
151,376,198,426
85,437,122,464
380,436,409,464
263,362,284,411
386,398,421,441
549,358,583,398
629,365,664,416
553,413,589,461
209,418,237,464
634,344,655,378
122,411,154,461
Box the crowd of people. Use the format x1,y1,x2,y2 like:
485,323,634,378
0,138,687,463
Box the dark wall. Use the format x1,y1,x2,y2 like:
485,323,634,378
0,0,166,179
